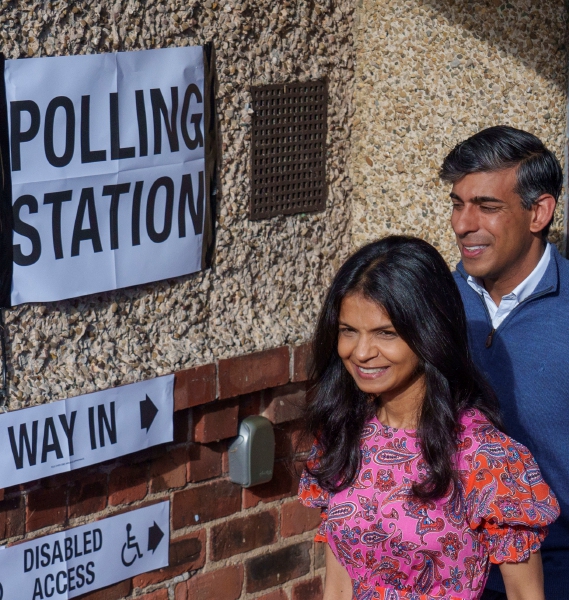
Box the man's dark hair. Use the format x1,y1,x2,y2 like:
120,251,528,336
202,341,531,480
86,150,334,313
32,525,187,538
440,125,563,237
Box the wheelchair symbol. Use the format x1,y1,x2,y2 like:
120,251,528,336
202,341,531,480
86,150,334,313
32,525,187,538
121,523,143,567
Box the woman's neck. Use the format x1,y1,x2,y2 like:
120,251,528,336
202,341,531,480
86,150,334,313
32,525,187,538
376,374,425,429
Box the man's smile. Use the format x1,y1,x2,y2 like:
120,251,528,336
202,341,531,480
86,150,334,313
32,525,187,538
460,242,490,259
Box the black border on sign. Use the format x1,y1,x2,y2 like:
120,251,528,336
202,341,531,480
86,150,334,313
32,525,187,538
0,54,13,309
201,42,217,270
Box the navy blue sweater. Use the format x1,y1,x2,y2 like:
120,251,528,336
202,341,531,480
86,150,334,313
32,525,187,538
454,245,569,600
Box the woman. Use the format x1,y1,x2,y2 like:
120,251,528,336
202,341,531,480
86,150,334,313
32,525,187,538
298,236,559,600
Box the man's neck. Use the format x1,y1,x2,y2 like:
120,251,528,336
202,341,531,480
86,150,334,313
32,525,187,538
483,241,546,306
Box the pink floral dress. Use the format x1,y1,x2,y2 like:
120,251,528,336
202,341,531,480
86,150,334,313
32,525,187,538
298,409,559,600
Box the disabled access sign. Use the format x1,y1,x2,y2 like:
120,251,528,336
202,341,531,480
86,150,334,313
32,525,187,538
0,501,169,599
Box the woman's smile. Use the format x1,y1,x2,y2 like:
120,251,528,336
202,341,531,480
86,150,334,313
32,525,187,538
352,364,390,379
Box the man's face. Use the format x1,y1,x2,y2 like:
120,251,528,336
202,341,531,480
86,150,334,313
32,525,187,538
450,168,535,281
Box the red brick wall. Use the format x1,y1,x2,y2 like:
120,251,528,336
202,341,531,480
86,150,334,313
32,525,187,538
0,343,325,600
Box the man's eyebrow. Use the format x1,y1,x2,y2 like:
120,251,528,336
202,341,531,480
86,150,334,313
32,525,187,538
449,192,505,205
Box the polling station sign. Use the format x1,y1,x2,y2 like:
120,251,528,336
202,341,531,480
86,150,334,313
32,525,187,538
0,45,216,306
0,374,173,489
0,501,169,599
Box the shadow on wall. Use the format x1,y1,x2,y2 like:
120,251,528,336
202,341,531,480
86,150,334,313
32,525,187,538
422,0,566,89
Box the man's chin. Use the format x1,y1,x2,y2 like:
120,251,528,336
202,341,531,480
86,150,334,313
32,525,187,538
461,255,493,279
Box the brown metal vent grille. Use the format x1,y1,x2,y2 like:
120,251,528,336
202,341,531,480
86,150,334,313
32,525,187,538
250,80,327,220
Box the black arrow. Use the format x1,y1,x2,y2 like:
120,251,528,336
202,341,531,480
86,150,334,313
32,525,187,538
148,521,164,553
140,395,158,432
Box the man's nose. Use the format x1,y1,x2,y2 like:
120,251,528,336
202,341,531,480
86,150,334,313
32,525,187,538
452,204,479,237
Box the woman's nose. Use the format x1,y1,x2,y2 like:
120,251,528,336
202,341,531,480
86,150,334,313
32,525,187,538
353,336,379,362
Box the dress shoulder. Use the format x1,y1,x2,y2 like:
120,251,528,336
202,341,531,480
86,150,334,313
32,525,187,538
460,410,560,564
298,441,329,508
297,441,329,542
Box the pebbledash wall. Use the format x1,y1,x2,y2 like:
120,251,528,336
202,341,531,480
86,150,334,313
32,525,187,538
1,1,568,600
2,0,355,409
350,0,568,262
0,1,355,599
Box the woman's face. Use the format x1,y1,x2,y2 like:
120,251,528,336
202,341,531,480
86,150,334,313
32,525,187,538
338,292,423,402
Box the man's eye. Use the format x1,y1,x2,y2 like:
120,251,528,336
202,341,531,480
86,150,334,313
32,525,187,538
451,203,463,210
481,205,499,212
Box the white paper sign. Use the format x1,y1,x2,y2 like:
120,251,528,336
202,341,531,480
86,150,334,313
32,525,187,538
0,501,169,600
0,375,173,488
4,47,209,305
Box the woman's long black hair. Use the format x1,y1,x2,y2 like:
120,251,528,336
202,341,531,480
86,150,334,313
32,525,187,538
304,235,502,500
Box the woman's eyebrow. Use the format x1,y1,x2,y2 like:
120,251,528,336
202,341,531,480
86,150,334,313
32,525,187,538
338,321,394,331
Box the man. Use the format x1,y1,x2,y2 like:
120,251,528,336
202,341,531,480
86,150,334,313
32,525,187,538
440,125,568,600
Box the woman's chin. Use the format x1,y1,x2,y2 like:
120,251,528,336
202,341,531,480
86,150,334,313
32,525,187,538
354,379,390,396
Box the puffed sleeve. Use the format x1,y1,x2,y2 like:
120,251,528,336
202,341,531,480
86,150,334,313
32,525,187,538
298,442,330,542
465,435,560,564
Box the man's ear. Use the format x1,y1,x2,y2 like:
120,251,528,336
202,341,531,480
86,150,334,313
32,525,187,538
529,194,557,234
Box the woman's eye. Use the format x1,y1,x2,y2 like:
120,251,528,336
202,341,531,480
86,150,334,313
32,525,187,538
377,330,397,338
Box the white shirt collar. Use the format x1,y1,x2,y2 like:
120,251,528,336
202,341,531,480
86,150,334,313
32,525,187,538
466,243,551,328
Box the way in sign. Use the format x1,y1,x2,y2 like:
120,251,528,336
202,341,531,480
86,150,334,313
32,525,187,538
0,375,173,489
0,501,169,600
